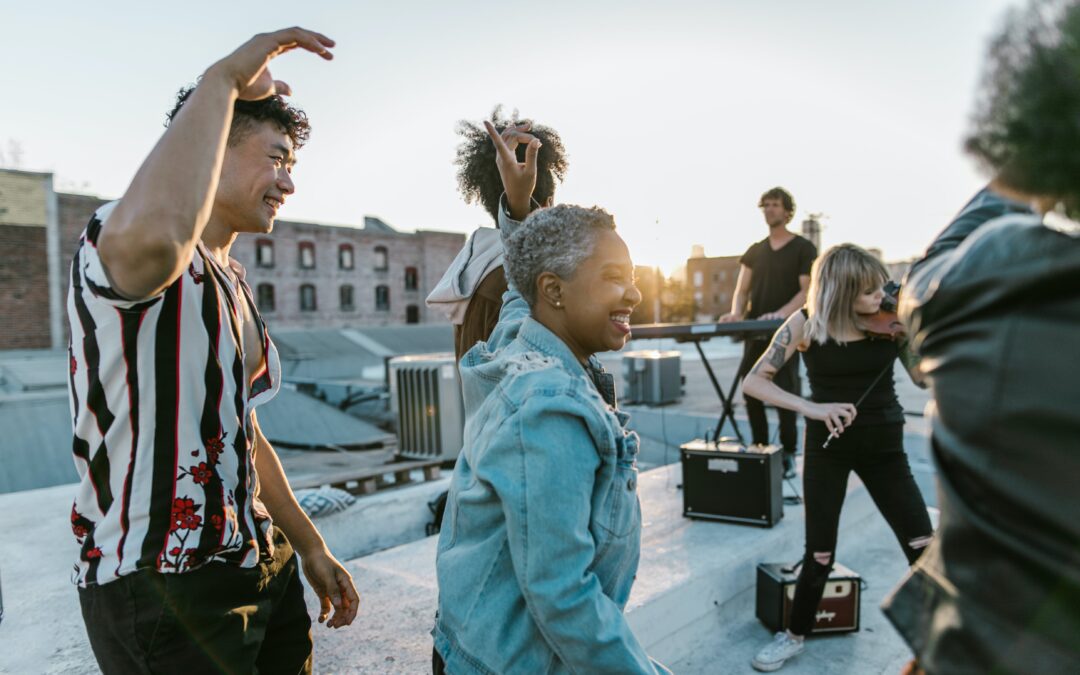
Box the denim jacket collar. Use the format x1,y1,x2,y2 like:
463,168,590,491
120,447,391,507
517,316,617,408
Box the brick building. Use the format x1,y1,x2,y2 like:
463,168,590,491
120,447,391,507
687,254,741,320
0,168,465,349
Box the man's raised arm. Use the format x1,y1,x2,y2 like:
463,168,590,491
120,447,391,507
97,28,334,300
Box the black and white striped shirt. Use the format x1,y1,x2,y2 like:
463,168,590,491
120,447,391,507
66,201,281,587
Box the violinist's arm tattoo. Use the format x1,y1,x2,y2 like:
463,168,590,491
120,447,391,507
750,324,793,381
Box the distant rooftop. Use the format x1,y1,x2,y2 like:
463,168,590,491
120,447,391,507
363,215,398,233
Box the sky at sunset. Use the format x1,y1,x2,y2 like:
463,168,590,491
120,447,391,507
3,0,1018,274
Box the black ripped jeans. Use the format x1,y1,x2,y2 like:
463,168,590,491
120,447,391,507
789,421,932,636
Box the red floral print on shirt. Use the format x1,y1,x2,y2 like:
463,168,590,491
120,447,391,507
71,504,93,542
185,462,213,486
204,432,227,466
170,497,203,532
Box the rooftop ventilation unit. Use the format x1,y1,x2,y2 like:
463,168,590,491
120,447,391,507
622,350,682,405
388,353,464,461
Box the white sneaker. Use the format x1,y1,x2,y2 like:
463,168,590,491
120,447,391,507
751,631,805,672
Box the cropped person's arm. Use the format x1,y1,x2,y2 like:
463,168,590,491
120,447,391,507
902,185,1034,339
719,265,753,322
481,118,546,351
491,399,661,674
906,185,1033,281
251,412,359,628
97,28,335,300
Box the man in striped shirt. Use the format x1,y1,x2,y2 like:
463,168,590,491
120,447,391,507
66,28,359,674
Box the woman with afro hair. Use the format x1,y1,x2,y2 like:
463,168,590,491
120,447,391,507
427,107,569,359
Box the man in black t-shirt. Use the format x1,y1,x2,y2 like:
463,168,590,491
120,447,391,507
720,187,817,477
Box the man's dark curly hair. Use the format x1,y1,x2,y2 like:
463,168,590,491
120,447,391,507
758,187,796,222
455,106,569,223
165,85,311,150
966,0,1080,213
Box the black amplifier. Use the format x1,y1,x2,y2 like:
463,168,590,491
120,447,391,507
756,561,862,634
680,439,782,527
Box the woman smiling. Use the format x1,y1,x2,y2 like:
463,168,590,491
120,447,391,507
431,123,668,674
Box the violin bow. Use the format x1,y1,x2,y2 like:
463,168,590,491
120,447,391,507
820,359,894,449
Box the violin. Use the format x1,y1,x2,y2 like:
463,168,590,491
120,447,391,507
861,281,906,341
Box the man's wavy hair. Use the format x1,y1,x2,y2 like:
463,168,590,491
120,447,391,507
966,0,1080,215
455,106,569,223
504,205,616,308
758,187,796,224
165,85,311,150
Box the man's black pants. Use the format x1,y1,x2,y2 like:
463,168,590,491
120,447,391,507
737,337,801,455
79,527,313,674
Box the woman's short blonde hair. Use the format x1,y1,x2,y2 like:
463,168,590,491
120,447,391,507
804,243,889,345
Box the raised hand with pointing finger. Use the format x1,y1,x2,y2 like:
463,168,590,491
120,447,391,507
484,119,543,220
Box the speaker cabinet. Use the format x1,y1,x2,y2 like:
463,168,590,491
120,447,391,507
680,439,782,527
756,561,862,634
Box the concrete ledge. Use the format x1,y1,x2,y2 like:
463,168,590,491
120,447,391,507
0,478,451,675
312,475,450,562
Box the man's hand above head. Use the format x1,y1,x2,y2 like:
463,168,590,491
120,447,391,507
484,120,540,221
205,27,336,101
300,546,360,629
98,28,336,302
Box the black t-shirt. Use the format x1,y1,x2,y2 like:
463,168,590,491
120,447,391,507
739,234,817,318
801,339,903,426
799,308,903,426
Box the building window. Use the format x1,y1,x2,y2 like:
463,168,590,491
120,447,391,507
300,284,317,311
255,239,274,268
339,244,354,270
299,242,316,269
375,285,390,311
719,270,728,282
256,283,275,312
693,271,704,288
374,245,388,271
340,284,355,311
406,305,420,324
404,266,418,291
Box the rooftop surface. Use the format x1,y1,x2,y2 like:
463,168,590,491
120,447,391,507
0,332,936,673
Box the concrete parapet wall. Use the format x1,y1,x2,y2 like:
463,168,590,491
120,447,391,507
312,475,450,562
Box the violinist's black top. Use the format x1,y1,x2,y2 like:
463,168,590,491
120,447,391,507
799,308,904,427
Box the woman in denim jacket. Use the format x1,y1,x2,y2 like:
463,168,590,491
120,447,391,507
432,123,667,675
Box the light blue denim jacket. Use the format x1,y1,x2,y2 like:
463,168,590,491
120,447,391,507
433,208,661,674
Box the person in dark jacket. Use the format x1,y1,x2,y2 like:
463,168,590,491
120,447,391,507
882,1,1080,672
